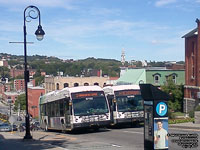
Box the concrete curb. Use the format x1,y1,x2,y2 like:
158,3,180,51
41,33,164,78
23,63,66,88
169,124,200,130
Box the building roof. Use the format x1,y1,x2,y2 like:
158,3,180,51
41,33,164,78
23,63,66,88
116,69,146,85
28,86,44,90
116,68,185,86
4,91,24,96
182,28,197,38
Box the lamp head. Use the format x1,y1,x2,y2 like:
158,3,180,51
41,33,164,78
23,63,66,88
1,77,6,85
35,25,45,41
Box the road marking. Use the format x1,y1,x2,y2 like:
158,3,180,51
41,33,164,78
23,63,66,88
112,144,121,148
123,131,143,134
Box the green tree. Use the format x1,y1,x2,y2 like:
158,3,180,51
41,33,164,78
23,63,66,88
14,94,26,111
161,77,183,112
35,76,44,86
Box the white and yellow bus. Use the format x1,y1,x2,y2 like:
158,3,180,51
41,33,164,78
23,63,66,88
39,86,111,131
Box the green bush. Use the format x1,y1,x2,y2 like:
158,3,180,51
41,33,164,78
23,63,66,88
169,118,194,124
195,105,200,111
189,110,194,118
168,111,176,119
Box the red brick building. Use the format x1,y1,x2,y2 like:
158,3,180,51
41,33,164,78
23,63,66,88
28,86,45,118
14,79,35,92
10,69,24,78
10,68,36,78
182,19,200,114
2,91,24,103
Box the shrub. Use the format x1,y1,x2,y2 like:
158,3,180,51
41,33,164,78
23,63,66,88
189,110,194,118
169,118,194,124
195,105,200,111
168,111,176,119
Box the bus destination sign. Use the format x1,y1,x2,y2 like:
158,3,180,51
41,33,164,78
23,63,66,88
72,91,104,99
115,90,140,96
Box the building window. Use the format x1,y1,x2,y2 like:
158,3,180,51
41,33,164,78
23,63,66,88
84,83,89,86
94,82,99,86
191,41,195,79
172,75,176,84
154,75,160,84
153,73,161,84
64,83,69,88
74,83,79,87
56,83,59,90
191,91,195,99
166,73,177,84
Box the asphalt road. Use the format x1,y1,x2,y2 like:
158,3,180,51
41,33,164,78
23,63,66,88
0,101,9,115
1,101,200,150
0,125,200,150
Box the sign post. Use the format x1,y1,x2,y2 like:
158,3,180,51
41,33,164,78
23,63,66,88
140,84,170,150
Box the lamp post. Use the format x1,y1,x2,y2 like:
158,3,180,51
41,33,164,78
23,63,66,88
8,99,12,117
23,5,45,140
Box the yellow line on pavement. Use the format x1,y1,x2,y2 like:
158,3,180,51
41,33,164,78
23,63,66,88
32,131,77,141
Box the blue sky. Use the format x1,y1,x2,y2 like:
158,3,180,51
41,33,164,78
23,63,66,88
0,0,200,61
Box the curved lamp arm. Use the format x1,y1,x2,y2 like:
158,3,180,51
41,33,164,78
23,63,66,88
24,5,45,40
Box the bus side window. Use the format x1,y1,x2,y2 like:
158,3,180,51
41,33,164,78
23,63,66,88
55,101,59,117
44,104,46,116
65,98,69,111
47,103,51,116
60,100,64,116
51,102,55,117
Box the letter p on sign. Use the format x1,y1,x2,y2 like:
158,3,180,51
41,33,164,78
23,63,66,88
159,104,165,114
156,102,167,116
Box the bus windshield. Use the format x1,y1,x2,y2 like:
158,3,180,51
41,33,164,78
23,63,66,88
72,96,109,116
116,95,143,112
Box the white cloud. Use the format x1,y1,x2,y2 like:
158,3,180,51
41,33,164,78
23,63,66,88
155,0,177,7
88,8,121,16
0,0,77,10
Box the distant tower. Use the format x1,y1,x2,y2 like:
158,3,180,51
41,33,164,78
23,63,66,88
121,48,125,66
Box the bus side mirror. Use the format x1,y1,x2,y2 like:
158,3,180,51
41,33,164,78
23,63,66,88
66,98,72,106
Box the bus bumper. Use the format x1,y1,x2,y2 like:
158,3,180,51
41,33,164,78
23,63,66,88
72,120,111,129
116,117,144,124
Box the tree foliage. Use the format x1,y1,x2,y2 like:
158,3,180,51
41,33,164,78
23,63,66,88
14,94,26,111
28,57,121,77
161,77,184,112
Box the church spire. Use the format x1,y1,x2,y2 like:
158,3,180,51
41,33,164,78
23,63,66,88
121,48,125,66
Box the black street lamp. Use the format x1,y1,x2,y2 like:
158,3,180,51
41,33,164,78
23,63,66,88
23,5,45,140
0,69,6,92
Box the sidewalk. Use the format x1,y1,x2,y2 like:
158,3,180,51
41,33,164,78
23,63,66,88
169,122,200,130
0,131,67,150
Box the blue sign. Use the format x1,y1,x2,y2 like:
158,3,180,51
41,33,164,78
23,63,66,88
156,102,167,116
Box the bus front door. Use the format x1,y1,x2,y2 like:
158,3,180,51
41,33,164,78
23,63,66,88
65,99,71,130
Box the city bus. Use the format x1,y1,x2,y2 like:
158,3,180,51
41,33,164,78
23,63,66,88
103,85,144,126
39,86,111,131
